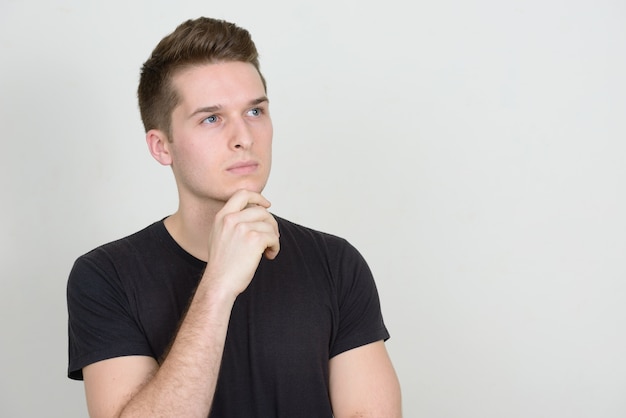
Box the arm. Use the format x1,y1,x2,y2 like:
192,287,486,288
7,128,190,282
329,341,402,418
83,285,236,418
82,191,280,418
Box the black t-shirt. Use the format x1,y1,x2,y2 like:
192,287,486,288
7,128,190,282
67,216,389,417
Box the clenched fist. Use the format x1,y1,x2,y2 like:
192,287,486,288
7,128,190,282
202,190,280,298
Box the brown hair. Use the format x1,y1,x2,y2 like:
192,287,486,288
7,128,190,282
137,17,265,138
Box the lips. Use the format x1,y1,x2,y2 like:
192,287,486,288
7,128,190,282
226,160,259,175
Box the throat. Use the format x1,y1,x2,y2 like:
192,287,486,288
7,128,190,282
163,212,212,262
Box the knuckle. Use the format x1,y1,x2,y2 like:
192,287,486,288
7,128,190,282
222,212,238,228
247,229,262,242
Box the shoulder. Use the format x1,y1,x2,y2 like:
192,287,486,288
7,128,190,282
68,221,166,292
272,215,367,270
78,221,164,263
274,215,351,250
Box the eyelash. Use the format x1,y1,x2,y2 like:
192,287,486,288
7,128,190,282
248,107,264,117
201,107,264,124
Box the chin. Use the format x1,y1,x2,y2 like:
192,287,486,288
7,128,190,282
215,185,265,203
236,178,268,194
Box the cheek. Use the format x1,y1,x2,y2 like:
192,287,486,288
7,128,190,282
267,120,274,138
173,143,217,172
261,122,273,147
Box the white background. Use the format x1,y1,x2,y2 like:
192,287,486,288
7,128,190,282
1,0,625,417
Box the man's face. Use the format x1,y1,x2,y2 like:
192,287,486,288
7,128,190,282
166,61,273,205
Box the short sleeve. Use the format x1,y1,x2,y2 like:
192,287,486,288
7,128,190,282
329,240,390,358
67,252,153,380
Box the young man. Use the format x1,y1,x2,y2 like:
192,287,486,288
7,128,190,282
67,17,401,417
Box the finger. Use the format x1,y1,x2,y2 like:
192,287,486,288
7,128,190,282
220,206,277,234
235,220,280,258
258,224,280,260
227,215,279,257
221,190,271,215
264,239,280,260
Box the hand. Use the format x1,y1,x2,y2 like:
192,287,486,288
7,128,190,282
203,190,280,297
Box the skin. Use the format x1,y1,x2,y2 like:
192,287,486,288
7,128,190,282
82,61,401,417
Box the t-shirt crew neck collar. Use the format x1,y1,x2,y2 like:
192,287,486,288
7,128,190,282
153,217,207,268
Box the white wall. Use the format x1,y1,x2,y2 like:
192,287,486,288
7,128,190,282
1,0,625,416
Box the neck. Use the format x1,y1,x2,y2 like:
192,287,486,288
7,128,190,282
163,198,224,262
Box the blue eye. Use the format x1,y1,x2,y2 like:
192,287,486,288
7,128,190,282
203,115,218,124
248,108,261,117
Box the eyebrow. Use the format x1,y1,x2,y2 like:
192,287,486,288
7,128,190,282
189,96,269,118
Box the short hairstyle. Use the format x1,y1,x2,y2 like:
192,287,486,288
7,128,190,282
137,17,265,138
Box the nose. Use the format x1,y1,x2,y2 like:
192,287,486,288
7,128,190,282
229,117,254,150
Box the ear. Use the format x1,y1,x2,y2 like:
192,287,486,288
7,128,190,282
146,129,172,166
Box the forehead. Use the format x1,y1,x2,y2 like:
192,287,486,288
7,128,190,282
172,61,266,109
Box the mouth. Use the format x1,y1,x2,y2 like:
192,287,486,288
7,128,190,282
226,160,259,175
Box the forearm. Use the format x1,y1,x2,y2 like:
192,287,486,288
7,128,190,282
88,192,279,418
119,282,236,418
